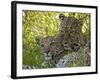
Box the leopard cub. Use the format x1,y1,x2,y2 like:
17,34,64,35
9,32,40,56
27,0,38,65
35,36,66,67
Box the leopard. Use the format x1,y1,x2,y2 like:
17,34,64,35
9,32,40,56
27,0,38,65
59,14,84,52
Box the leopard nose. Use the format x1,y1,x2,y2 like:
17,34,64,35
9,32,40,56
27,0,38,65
45,49,50,54
45,46,50,52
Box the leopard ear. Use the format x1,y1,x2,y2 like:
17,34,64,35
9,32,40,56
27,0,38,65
59,14,65,20
35,36,41,45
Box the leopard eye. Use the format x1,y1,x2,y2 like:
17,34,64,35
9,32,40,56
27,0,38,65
50,42,54,45
41,44,44,47
73,43,78,46
64,42,67,44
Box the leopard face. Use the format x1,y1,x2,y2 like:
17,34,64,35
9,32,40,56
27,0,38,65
35,36,52,60
35,36,66,67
